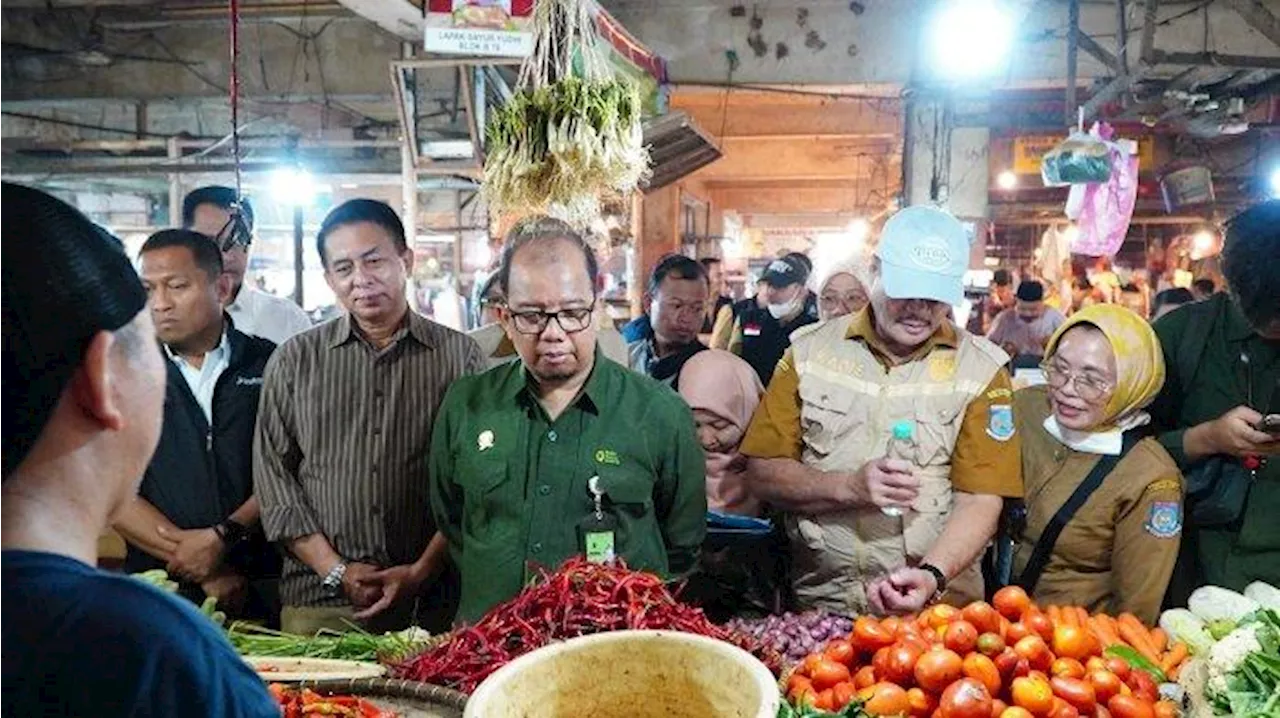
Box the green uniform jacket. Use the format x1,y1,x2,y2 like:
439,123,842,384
1149,294,1280,595
429,349,708,623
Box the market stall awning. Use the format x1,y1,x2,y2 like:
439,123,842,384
642,111,722,192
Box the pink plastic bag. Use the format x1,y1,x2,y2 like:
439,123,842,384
1071,127,1138,257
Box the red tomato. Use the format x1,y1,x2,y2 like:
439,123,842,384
945,621,980,655
963,601,1004,635
856,616,897,652
908,687,938,718
1050,676,1097,713
825,638,856,666
1087,671,1123,704
1011,676,1056,717
994,648,1022,681
1152,702,1177,718
1025,612,1055,642
991,699,1009,718
1106,695,1155,718
916,648,965,693
860,682,911,717
1000,709,1036,718
977,633,1007,657
963,652,1002,696
1084,657,1107,674
855,665,878,689
1049,698,1082,718
885,641,926,685
881,616,903,636
1095,707,1112,718
1103,658,1130,681
786,673,813,696
1125,671,1157,703
813,688,836,712
810,658,852,691
925,604,962,630
1007,623,1033,643
939,678,993,718
993,586,1032,620
832,681,859,711
1051,658,1086,679
1052,625,1093,661
1014,635,1054,671
791,682,818,708
802,654,825,677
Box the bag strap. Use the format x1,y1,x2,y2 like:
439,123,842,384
1018,431,1143,593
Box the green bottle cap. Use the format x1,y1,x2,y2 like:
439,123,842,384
892,420,914,441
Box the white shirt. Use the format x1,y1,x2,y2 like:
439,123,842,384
226,284,312,345
166,332,231,423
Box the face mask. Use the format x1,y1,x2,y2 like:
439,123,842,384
768,294,803,320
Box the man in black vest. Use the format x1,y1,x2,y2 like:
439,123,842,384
114,229,279,623
730,254,819,385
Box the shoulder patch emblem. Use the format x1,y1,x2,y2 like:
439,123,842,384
987,404,1015,441
986,387,1013,400
1146,478,1180,494
1145,501,1182,538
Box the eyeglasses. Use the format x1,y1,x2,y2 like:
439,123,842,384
508,306,594,335
1040,361,1113,401
214,207,253,253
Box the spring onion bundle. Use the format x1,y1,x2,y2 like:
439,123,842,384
227,622,433,664
482,0,650,227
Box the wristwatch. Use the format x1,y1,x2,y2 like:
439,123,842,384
212,519,250,550
919,562,948,601
322,561,349,597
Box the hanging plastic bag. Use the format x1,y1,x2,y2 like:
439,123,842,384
1072,136,1139,257
1041,130,1112,186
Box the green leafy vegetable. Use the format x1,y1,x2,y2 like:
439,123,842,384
227,621,433,663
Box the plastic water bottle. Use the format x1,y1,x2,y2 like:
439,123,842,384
881,420,916,517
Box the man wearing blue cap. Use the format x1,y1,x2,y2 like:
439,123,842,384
740,206,1024,615
1,183,276,715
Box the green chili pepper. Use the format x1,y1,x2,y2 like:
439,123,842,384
1105,644,1167,683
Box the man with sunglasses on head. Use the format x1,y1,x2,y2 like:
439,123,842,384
183,186,312,345
429,216,707,622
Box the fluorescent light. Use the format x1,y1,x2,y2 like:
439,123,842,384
997,170,1018,191
1271,167,1280,198
928,0,1014,79
269,167,318,206
847,218,870,244
1193,230,1215,256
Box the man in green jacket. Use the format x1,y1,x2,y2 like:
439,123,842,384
1149,200,1279,600
429,216,707,623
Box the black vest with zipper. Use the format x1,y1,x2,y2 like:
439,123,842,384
738,296,819,386
124,322,279,581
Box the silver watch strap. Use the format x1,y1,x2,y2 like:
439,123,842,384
322,561,348,589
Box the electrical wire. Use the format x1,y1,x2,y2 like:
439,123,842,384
229,0,243,201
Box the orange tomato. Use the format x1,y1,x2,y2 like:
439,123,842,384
978,633,1007,657
1007,623,1033,643
908,687,938,718
1050,676,1097,713
810,658,852,691
925,604,963,630
1051,658,1086,679
832,681,859,711
963,652,1003,696
791,682,818,707
855,665,878,689
1087,671,1122,705
1014,635,1054,671
1096,707,1113,718
881,616,903,636
860,682,911,717
873,647,892,679
1000,709,1036,718
1106,695,1155,718
802,654,825,677
1011,676,1056,717
938,678,993,718
991,699,1009,717
787,673,813,696
1048,697,1081,718
1084,657,1107,674
993,586,1032,620
825,638,856,666
964,601,1004,635
813,688,836,712
856,616,897,652
1052,624,1093,661
1025,612,1055,642
946,620,980,654
916,648,965,693
1103,658,1130,681
1152,701,1177,718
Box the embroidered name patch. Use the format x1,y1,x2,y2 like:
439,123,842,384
595,449,621,466
1145,501,1182,538
987,404,1015,441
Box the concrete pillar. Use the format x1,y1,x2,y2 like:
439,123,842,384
903,96,990,220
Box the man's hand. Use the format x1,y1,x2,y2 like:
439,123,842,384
158,526,224,583
1192,406,1280,458
200,569,248,615
866,567,938,616
342,562,384,609
851,458,920,510
353,564,429,619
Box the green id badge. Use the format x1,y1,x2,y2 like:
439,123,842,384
578,512,617,564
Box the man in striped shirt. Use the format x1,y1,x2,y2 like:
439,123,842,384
255,199,485,635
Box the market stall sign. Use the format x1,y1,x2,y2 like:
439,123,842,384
1013,134,1155,175
424,0,536,58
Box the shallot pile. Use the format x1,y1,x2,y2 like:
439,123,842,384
726,611,855,667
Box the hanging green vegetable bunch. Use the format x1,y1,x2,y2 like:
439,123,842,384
483,0,650,228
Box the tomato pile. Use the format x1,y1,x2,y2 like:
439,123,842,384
783,587,1186,718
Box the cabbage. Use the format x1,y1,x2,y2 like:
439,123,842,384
1244,582,1280,611
1189,586,1260,627
1161,608,1216,656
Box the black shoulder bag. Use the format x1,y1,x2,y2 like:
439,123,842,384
1017,432,1142,593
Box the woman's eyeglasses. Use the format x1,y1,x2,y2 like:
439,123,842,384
1040,361,1113,401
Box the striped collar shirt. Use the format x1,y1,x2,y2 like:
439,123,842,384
254,309,486,607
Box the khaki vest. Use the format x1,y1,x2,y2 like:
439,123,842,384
788,315,1007,614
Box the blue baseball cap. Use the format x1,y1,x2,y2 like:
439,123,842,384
874,206,971,306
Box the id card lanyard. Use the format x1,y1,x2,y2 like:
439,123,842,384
578,475,617,563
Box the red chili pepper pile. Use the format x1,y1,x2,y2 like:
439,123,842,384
268,684,396,718
393,557,781,693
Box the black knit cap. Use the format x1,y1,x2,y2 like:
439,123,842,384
2,182,147,476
